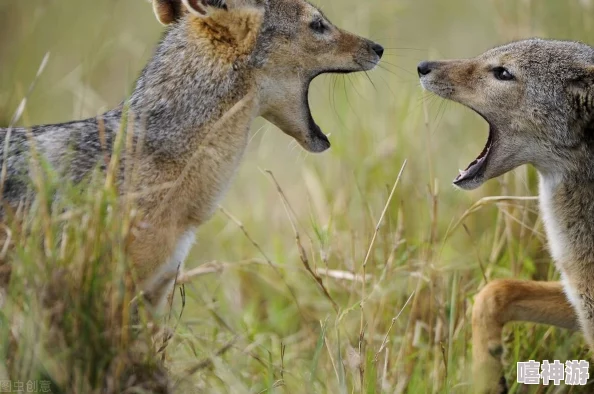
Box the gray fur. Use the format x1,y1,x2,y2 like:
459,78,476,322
420,38,594,393
1,0,382,306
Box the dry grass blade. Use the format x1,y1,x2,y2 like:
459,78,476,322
151,90,257,221
462,223,488,284
257,380,285,393
360,160,407,331
360,159,407,270
316,268,372,283
0,224,12,259
374,290,415,363
182,338,238,376
1,52,50,202
444,195,538,242
97,117,111,169
218,206,305,317
264,169,339,313
177,258,284,284
24,127,52,256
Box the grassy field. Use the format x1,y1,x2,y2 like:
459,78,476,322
1,0,594,392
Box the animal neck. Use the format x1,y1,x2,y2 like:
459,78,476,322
538,170,594,268
97,18,262,226
533,135,594,181
125,20,257,161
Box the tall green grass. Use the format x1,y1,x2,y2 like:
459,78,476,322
0,104,177,392
2,0,594,392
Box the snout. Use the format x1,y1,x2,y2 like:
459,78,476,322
417,61,437,76
371,43,384,58
417,60,455,98
354,40,384,71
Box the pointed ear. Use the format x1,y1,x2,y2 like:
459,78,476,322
152,0,227,25
568,66,594,119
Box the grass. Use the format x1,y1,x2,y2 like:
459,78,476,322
1,0,594,393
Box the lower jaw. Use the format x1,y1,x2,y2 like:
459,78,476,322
453,175,484,190
301,133,331,153
453,123,494,190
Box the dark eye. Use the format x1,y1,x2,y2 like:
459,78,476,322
310,19,328,34
492,67,514,81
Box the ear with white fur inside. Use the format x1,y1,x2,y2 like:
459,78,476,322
153,0,227,25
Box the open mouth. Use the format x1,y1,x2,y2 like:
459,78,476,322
418,72,498,189
453,117,495,188
300,68,361,152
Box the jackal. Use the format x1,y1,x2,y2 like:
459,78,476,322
419,39,594,393
0,0,383,306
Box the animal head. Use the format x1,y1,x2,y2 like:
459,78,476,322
418,39,594,189
152,0,384,153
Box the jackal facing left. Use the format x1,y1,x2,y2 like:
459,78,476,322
419,39,594,393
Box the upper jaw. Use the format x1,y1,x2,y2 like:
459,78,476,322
420,77,493,189
297,57,382,150
421,86,499,190
419,73,522,190
419,77,455,100
354,54,382,72
260,53,380,153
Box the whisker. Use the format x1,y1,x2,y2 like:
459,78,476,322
347,74,365,101
327,75,352,133
373,71,397,99
433,100,445,124
378,47,427,51
376,61,416,76
343,76,363,126
409,92,439,115
433,101,450,135
288,138,298,152
248,124,267,145
331,74,340,118
356,59,401,78
363,70,377,92
376,64,407,79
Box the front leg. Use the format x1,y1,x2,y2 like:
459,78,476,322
472,280,579,394
564,275,594,350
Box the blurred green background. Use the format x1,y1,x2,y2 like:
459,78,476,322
1,0,593,392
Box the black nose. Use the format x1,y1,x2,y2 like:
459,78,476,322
417,61,433,76
371,43,384,58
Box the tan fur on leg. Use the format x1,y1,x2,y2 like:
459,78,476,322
472,280,578,394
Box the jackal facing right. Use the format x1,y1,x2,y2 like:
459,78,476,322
0,0,383,308
419,39,594,393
